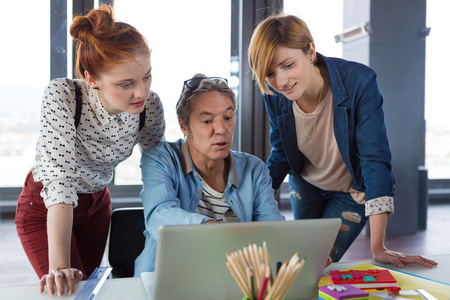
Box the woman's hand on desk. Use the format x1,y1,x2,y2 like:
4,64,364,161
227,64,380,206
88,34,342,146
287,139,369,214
372,246,438,268
369,213,438,268
39,268,83,296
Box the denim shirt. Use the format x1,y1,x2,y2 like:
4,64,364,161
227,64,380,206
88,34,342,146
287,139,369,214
265,53,395,202
134,139,284,274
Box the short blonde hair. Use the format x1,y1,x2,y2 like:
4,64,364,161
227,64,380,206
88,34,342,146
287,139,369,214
248,14,315,94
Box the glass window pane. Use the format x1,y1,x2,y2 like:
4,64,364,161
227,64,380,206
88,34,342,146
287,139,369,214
425,1,450,179
113,0,231,185
0,1,50,187
284,0,343,59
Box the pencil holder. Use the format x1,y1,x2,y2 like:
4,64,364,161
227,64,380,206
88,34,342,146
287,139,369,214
226,242,305,300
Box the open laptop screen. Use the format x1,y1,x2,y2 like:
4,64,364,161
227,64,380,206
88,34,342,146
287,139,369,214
151,218,341,300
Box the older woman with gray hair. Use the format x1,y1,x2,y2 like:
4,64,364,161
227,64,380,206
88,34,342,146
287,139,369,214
134,74,284,274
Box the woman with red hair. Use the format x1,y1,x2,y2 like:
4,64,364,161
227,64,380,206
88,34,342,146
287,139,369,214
15,5,165,296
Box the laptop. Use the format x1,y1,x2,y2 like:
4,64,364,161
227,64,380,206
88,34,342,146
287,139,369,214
150,218,341,300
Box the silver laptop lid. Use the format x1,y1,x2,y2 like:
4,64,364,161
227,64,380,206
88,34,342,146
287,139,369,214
153,218,341,300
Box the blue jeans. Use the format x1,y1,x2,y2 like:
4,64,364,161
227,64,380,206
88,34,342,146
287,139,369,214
289,175,368,262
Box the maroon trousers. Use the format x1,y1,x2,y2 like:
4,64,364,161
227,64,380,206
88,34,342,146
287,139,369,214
15,171,111,280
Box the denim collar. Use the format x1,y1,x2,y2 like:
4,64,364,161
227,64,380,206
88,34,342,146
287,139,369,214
317,52,348,106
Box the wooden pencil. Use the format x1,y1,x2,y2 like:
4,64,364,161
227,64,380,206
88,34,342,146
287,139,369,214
271,264,293,300
247,266,256,300
238,247,249,266
274,265,296,300
262,241,270,265
251,243,262,292
258,245,264,264
226,253,250,297
243,246,252,268
230,251,246,276
227,254,249,290
265,261,287,300
257,264,271,300
261,243,273,295
226,260,250,298
287,252,299,267
275,258,306,300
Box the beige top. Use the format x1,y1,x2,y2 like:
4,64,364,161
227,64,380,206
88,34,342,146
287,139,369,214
293,86,365,204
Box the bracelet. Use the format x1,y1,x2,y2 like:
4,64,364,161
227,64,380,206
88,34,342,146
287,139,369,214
51,267,69,273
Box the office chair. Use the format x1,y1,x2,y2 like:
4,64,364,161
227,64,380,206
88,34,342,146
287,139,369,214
108,207,146,278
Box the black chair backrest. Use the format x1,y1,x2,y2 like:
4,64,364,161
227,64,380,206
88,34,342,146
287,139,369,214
108,207,146,278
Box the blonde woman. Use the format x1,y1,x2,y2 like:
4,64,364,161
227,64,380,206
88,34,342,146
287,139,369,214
248,14,436,269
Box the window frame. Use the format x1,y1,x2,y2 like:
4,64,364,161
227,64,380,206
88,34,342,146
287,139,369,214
1,0,449,214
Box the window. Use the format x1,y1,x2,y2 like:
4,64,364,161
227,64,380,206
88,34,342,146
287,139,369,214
0,0,233,205
0,1,50,188
1,1,448,206
113,0,232,184
284,0,343,59
425,0,450,179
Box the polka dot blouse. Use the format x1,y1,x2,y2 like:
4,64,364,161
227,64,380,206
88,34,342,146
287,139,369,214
31,78,165,208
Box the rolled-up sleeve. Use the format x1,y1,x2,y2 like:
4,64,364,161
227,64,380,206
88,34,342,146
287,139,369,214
33,80,79,208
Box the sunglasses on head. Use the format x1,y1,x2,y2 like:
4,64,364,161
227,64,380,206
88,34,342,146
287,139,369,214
182,77,228,91
177,77,229,107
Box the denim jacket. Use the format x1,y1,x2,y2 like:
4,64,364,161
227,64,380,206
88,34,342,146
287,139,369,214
134,139,284,274
265,53,395,202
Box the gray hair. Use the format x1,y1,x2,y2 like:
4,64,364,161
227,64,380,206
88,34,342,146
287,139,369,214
176,73,237,125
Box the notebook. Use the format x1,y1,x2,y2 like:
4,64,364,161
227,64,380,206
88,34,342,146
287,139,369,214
150,218,341,300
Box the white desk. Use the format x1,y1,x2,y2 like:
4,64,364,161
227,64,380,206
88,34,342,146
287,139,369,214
1,254,448,300
0,277,147,300
325,253,450,286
